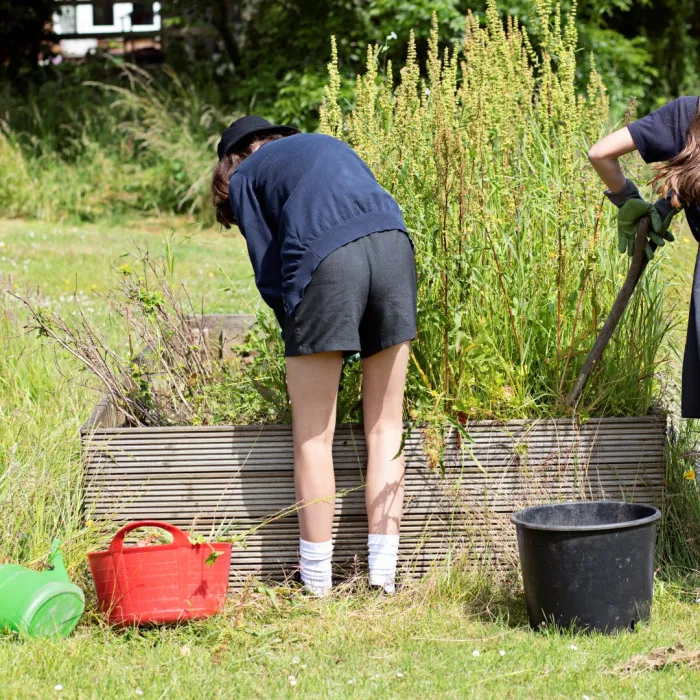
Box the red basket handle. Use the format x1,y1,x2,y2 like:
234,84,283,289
108,520,192,554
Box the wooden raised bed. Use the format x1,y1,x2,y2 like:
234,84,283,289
81,315,667,589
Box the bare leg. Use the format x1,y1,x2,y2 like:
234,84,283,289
362,342,410,535
286,351,344,542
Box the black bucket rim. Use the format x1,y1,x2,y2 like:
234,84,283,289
511,500,661,532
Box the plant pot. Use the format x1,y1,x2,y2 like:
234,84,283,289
512,500,661,633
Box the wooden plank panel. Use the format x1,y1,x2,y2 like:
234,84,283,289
82,475,665,496
83,444,666,460
84,429,665,442
80,316,667,589
83,416,666,589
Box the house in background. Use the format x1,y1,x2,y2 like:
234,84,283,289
53,2,162,58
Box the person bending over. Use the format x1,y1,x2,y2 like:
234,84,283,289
211,116,417,595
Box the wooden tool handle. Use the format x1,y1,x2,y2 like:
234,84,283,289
565,217,651,408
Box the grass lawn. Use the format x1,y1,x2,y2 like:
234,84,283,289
0,580,699,698
0,216,258,313
1,216,700,698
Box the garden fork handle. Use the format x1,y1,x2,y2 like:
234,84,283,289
566,216,651,408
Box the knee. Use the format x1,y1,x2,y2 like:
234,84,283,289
294,432,334,458
365,421,403,454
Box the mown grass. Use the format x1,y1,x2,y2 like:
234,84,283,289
1,216,699,698
0,217,256,311
0,576,699,698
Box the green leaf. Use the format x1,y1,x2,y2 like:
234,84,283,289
205,550,223,566
256,585,280,611
392,421,414,460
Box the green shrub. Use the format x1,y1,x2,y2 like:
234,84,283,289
0,64,228,222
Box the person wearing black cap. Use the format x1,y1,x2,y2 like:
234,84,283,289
211,116,417,596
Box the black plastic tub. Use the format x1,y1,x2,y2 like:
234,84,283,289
512,500,661,633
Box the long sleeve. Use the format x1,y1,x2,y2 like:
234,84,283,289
228,133,406,317
228,170,286,325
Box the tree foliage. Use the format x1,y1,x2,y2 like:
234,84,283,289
0,0,56,84
162,0,698,125
1,1,699,126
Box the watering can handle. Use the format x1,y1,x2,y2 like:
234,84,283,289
108,521,192,554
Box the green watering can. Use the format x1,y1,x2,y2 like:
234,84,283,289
0,540,84,638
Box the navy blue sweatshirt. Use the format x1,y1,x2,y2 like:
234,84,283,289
228,133,407,321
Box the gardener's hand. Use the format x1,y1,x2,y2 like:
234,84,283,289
605,178,644,255
649,194,680,246
619,197,679,259
616,198,653,257
605,179,680,259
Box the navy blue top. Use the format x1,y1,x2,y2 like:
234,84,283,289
228,133,407,321
628,96,700,418
628,96,700,240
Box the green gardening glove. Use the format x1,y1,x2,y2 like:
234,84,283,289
606,179,680,260
619,196,680,259
649,194,680,246
617,197,654,258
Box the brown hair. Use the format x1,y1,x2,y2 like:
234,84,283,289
652,103,700,208
211,132,287,228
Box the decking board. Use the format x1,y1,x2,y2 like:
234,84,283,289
80,315,667,589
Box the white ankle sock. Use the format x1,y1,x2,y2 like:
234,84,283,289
368,533,399,594
299,538,333,596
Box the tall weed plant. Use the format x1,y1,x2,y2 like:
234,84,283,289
320,0,670,419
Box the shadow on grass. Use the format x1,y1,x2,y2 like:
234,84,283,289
415,559,530,630
464,586,529,630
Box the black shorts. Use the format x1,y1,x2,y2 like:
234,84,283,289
284,229,417,358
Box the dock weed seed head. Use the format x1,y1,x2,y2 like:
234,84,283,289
321,0,666,421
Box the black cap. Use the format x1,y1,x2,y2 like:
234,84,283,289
217,116,299,160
